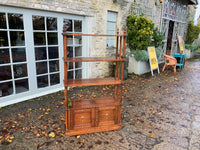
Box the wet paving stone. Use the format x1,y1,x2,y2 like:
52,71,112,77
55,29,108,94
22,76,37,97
0,59,200,149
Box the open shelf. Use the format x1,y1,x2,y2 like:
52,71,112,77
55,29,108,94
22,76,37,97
65,78,122,87
70,97,120,109
64,57,125,62
63,26,127,136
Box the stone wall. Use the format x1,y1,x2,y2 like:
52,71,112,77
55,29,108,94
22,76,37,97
0,0,163,78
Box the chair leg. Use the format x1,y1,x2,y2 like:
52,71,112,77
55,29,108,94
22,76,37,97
173,66,176,73
162,65,166,72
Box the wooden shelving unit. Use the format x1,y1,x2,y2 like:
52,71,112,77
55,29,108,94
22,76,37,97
62,25,126,136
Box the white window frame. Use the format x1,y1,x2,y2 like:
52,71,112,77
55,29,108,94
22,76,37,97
106,11,117,48
0,6,86,107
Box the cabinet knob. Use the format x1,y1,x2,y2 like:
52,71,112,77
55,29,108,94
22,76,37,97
81,116,85,122
105,113,109,119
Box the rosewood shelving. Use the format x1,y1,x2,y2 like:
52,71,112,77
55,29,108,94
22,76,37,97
62,25,127,136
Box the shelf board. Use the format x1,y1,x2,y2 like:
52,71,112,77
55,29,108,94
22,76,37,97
63,33,125,37
65,77,122,87
69,97,120,109
64,57,125,62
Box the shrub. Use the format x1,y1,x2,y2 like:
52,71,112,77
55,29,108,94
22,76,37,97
132,50,149,61
186,21,200,44
132,49,162,62
155,48,163,59
185,44,199,52
127,14,154,51
149,28,164,48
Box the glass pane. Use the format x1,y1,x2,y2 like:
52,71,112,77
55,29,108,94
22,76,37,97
0,13,7,29
0,65,12,81
15,79,29,94
14,64,27,79
63,19,72,31
37,75,48,88
50,73,60,85
75,69,82,79
67,35,73,45
0,49,10,64
47,17,57,31
74,20,82,32
47,32,58,45
35,47,47,60
75,47,82,57
34,32,46,45
74,36,82,45
0,31,8,47
49,60,59,72
10,31,25,46
68,62,73,70
0,81,13,97
68,71,73,79
8,13,24,29
75,62,82,69
48,47,58,59
67,47,73,57
12,48,26,62
36,62,47,74
33,16,45,30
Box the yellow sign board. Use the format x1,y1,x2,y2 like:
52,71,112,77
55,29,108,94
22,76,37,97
178,36,185,54
148,47,158,69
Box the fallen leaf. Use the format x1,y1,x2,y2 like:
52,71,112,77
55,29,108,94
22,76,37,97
9,136,14,140
44,132,48,136
77,135,80,139
49,132,55,138
81,139,85,143
5,122,10,125
7,139,12,143
149,134,154,138
26,137,30,139
34,130,37,134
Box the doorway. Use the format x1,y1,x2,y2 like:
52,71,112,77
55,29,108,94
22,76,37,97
166,20,174,55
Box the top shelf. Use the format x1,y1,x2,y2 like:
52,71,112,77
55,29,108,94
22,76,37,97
64,57,125,62
62,33,126,37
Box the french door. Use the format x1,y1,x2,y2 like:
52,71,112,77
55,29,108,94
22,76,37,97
0,6,85,106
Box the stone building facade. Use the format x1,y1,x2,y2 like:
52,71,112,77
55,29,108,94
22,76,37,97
0,0,197,106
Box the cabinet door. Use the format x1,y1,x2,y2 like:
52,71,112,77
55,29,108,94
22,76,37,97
70,108,95,130
96,106,117,127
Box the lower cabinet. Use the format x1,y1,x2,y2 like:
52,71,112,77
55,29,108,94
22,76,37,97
66,105,121,135
96,106,116,127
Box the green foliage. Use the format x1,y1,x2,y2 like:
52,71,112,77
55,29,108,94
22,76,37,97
132,50,149,61
155,48,163,59
185,44,199,52
150,28,165,48
186,21,200,44
127,14,154,51
132,49,162,62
